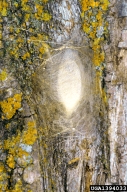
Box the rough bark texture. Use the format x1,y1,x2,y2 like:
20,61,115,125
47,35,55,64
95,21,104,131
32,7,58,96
0,0,127,191
106,0,127,185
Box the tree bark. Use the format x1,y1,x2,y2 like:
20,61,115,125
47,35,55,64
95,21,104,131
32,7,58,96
0,0,126,191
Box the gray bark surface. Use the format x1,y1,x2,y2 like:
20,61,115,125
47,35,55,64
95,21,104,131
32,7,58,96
1,0,127,191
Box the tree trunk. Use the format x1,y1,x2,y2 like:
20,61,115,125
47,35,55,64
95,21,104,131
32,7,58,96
0,0,126,191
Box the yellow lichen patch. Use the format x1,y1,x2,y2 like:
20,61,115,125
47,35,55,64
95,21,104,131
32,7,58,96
0,0,8,17
3,124,34,172
6,154,15,169
101,88,107,104
16,147,29,158
35,4,43,17
81,0,88,12
0,70,7,81
0,162,4,173
4,132,21,151
68,157,80,165
101,0,109,10
0,162,8,191
42,0,48,3
93,50,105,66
4,130,30,159
0,32,2,40
6,123,11,129
34,3,51,21
25,13,30,22
22,52,30,60
96,10,103,21
10,180,23,192
39,42,50,55
83,23,91,34
21,0,28,7
13,2,19,7
4,133,20,168
95,71,102,95
81,0,109,65
2,0,51,74
0,40,3,49
81,0,109,101
22,121,37,145
0,93,22,120
42,12,51,21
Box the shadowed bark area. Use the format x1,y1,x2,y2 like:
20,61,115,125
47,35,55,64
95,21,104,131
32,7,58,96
1,0,126,191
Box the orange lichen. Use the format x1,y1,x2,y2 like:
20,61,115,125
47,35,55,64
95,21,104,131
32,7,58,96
0,93,22,120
